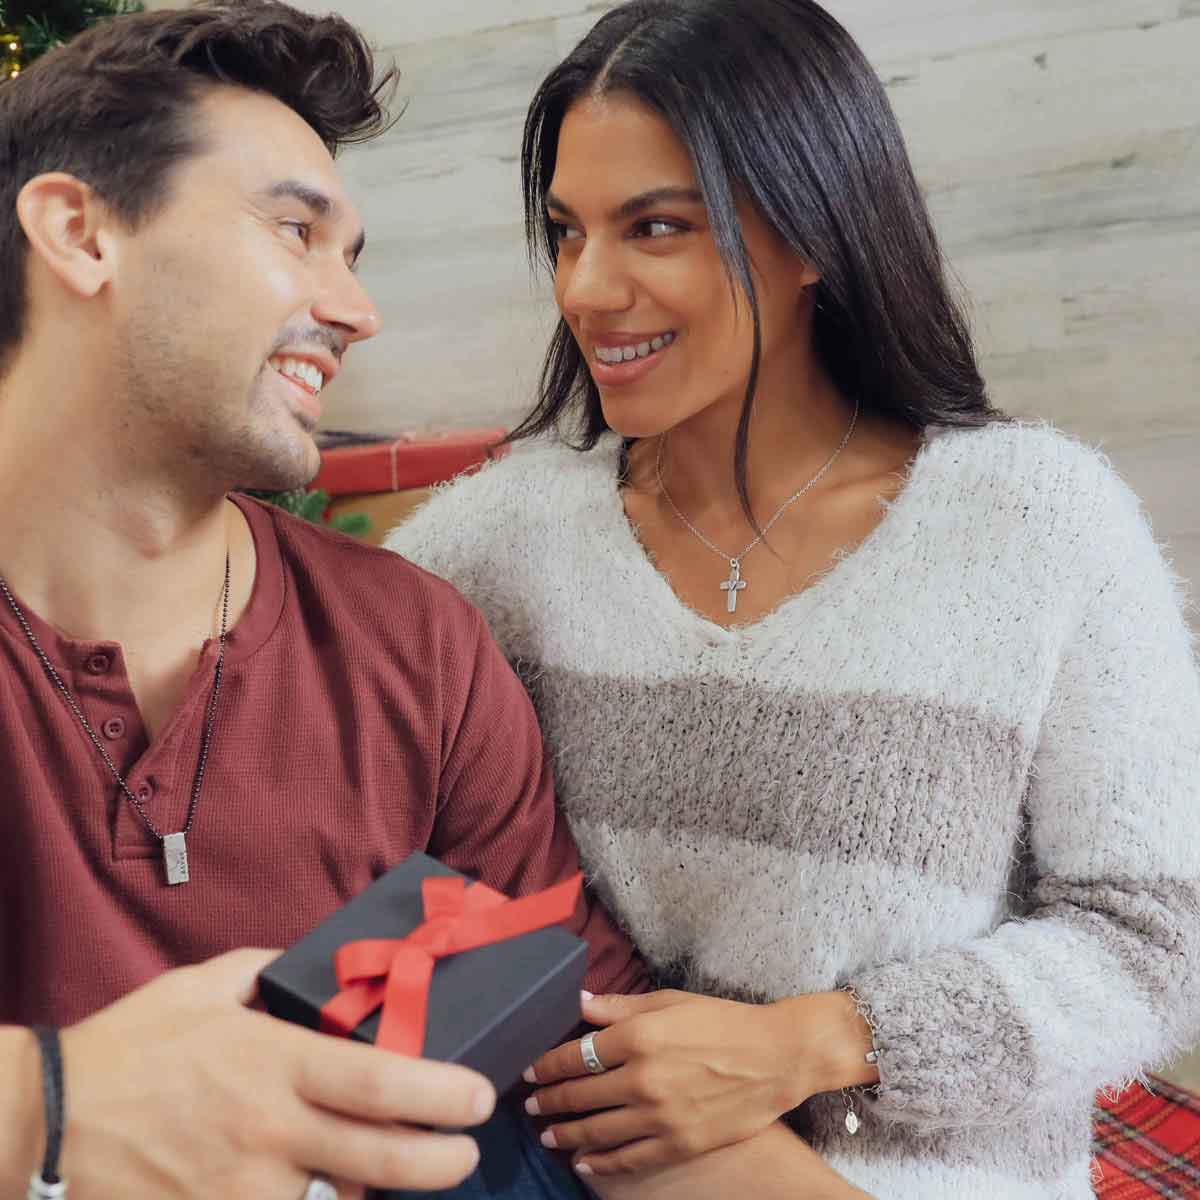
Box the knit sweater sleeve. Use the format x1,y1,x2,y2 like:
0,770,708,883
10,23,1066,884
846,465,1200,1130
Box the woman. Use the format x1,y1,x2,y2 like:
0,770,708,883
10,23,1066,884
389,2,1200,1197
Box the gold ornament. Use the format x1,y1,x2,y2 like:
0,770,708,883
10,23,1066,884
1,27,22,80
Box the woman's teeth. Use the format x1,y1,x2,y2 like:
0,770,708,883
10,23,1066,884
270,356,325,394
595,331,675,365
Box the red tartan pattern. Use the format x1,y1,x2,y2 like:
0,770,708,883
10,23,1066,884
1093,1077,1200,1198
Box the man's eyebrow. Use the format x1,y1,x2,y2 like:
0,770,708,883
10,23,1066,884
261,179,336,218
260,180,367,265
545,186,705,222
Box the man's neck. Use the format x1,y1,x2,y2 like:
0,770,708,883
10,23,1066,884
0,370,252,648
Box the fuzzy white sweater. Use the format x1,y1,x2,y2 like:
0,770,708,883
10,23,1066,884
388,422,1200,1199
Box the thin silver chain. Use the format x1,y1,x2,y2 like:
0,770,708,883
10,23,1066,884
0,555,231,843
655,398,861,569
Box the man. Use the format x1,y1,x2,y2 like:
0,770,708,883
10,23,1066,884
0,3,645,1197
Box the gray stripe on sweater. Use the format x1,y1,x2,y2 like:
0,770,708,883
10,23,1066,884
847,946,1041,1128
522,665,1032,892
1034,875,1200,1033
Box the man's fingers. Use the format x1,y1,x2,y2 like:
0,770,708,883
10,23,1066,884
291,1106,481,1193
294,1036,496,1129
181,947,284,1005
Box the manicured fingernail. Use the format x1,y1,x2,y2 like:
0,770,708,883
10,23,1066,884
540,1129,558,1149
522,1065,537,1084
581,990,595,1001
524,1094,540,1116
474,1085,496,1122
575,1162,594,1176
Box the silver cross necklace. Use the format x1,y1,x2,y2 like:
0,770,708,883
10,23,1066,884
0,554,230,886
654,399,860,615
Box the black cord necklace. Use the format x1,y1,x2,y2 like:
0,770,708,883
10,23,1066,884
0,554,231,886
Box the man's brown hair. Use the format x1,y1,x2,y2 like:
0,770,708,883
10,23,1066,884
0,0,398,364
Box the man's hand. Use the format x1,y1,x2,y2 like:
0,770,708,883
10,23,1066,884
55,949,495,1198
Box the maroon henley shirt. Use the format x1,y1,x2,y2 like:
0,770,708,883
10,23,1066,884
0,495,645,1027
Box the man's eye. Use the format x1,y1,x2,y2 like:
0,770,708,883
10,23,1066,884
550,220,583,243
282,220,312,244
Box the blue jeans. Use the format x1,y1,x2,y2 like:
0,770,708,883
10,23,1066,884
381,1101,587,1200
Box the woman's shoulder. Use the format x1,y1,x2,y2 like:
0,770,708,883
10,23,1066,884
383,433,621,583
423,433,615,515
919,420,1165,593
925,418,1109,481
922,419,1134,522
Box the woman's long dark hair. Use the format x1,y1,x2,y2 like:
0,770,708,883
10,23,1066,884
513,0,1001,517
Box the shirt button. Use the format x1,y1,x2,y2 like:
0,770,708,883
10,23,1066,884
101,717,126,740
85,652,112,675
136,782,154,801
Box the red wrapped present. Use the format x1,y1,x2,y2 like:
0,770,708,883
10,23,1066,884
313,429,509,496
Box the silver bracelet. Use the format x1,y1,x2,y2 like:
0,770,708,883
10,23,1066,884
839,983,884,1064
838,984,883,1136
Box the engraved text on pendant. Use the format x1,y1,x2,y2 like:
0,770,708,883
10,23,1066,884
163,832,190,885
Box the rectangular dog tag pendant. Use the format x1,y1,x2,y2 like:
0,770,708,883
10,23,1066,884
163,832,190,885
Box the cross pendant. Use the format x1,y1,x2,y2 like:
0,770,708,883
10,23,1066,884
719,561,748,614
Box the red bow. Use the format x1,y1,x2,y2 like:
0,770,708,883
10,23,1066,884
319,873,583,1056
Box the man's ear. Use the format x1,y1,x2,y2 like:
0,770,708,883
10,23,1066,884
15,173,118,300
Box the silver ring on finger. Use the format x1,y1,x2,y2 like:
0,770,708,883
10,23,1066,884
302,1175,338,1200
580,1030,607,1075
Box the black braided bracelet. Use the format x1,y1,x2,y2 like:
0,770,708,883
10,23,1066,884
29,1026,67,1199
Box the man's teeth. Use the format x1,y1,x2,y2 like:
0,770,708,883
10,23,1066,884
271,356,325,393
595,331,675,365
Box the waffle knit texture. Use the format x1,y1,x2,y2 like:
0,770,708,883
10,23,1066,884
387,422,1200,1199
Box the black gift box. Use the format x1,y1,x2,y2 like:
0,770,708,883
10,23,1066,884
259,852,588,1096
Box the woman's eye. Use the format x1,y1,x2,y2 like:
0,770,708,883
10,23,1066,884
635,220,683,239
550,220,583,243
282,220,311,244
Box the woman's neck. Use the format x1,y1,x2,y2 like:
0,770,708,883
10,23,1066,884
634,368,859,536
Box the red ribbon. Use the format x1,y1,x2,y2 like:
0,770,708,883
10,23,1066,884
319,873,583,1056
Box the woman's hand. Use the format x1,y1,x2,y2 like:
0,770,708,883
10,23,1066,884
524,988,877,1177
582,1120,877,1200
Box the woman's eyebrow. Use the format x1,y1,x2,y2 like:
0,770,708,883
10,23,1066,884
545,186,705,221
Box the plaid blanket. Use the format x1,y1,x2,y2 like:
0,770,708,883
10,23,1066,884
1093,1077,1200,1198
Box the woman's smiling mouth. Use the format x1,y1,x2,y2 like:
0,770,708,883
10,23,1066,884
589,330,676,385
